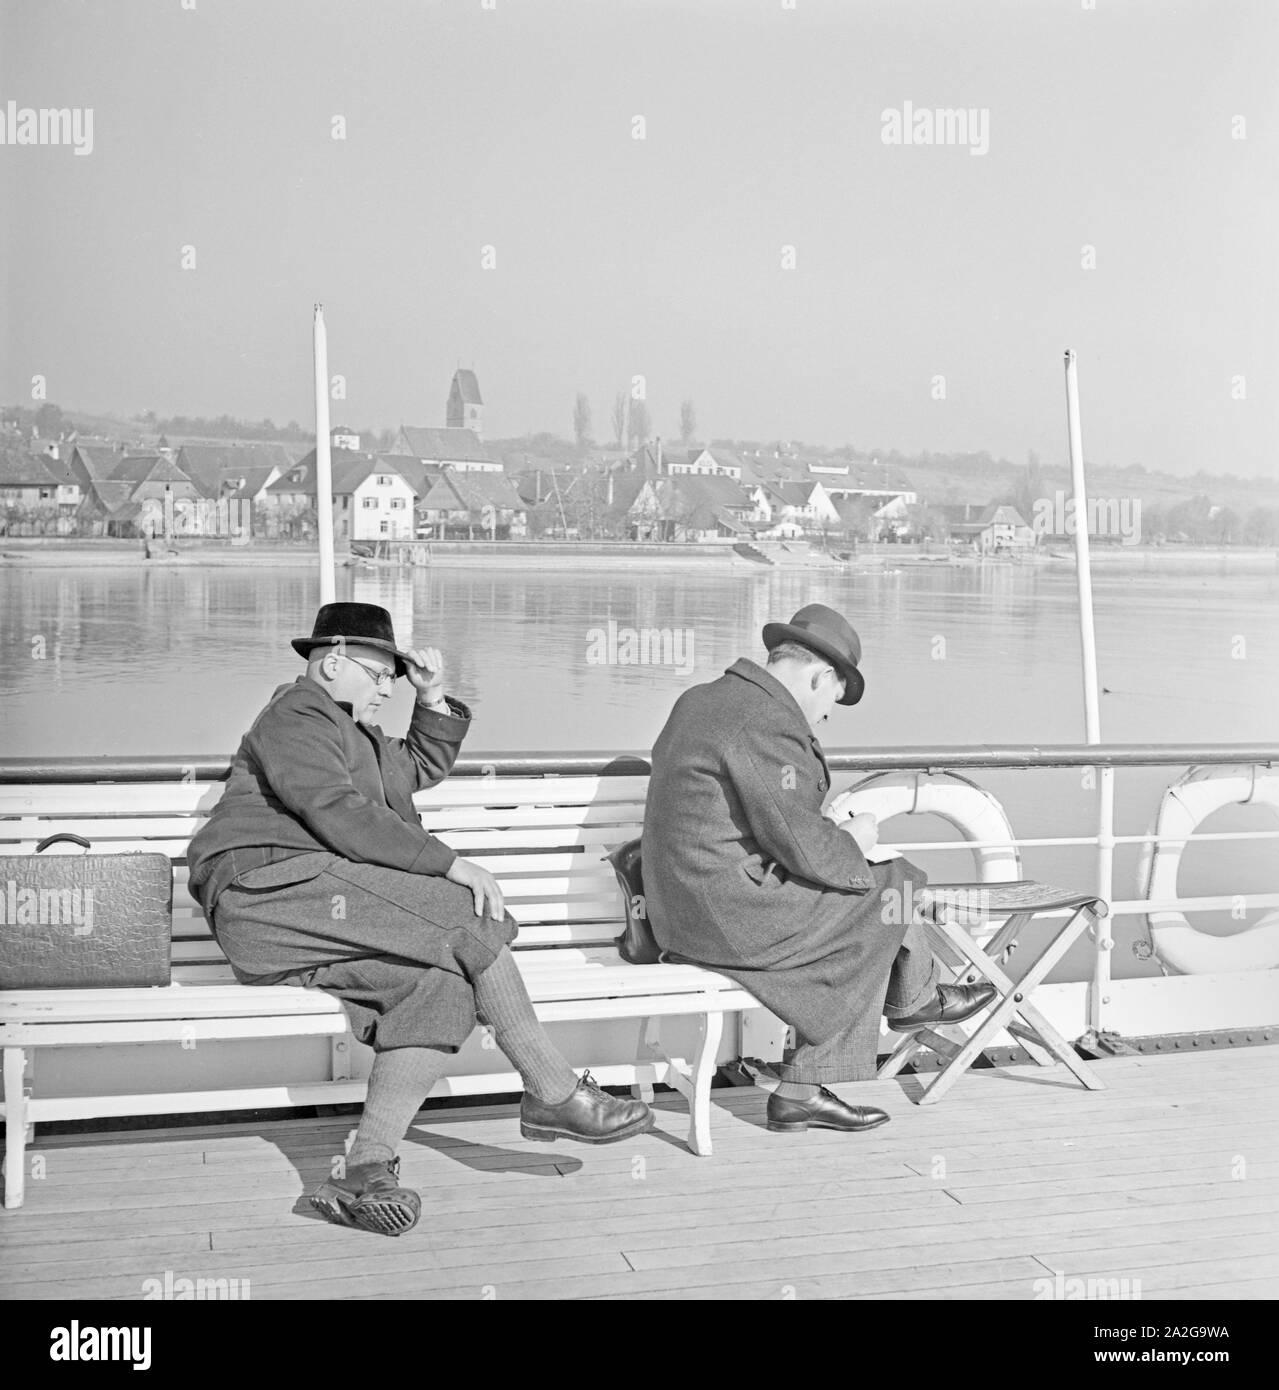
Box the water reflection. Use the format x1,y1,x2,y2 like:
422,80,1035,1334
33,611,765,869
1,561,1275,759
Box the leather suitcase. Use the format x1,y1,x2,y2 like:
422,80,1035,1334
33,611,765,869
0,834,172,989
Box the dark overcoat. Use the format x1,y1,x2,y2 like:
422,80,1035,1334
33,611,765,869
642,658,926,1046
185,677,520,1051
188,676,467,907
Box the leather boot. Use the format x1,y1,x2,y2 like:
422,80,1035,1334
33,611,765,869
309,1155,421,1237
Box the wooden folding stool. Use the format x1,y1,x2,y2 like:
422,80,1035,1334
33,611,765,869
877,880,1109,1105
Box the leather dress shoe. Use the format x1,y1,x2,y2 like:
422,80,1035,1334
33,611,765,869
520,1069,656,1144
309,1156,421,1237
766,1086,890,1133
888,981,998,1031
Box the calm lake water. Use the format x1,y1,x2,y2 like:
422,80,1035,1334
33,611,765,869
3,559,1274,757
2,558,1276,978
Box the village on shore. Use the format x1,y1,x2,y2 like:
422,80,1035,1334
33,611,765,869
2,369,1276,556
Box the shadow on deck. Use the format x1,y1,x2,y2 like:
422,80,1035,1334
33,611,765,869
3,1047,1278,1300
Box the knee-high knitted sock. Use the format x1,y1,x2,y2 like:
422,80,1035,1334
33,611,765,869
346,1046,450,1169
473,947,578,1104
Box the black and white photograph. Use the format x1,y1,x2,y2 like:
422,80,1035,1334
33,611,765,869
1,0,1276,1334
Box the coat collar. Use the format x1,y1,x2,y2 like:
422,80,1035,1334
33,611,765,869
293,674,357,723
725,658,833,789
726,657,808,727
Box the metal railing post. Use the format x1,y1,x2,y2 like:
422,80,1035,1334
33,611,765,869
1092,766,1117,1032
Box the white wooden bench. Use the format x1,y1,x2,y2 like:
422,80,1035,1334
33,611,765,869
0,771,760,1208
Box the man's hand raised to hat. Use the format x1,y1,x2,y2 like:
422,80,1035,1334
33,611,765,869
404,646,446,705
446,857,505,919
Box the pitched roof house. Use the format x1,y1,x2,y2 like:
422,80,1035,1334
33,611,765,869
0,450,81,534
628,474,755,542
174,443,290,499
762,479,840,527
675,448,746,480
264,449,416,541
417,469,527,538
388,425,501,473
941,502,1035,552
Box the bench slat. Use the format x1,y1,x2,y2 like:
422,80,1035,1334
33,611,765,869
0,776,651,816
170,919,622,949
1,951,743,1021
419,776,652,805
423,803,647,831
0,785,227,815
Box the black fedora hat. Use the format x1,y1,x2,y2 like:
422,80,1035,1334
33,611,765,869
291,602,415,677
761,602,865,705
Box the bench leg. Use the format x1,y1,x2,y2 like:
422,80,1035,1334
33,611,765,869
631,1017,656,1102
3,1047,28,1210
686,1011,723,1157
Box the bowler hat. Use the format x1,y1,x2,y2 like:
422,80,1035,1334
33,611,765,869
761,603,865,705
291,602,415,677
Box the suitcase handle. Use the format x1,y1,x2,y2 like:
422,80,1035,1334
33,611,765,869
35,832,92,854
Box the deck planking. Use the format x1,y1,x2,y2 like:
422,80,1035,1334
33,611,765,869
2,1046,1277,1300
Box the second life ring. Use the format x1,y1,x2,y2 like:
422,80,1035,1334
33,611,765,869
1136,763,1279,975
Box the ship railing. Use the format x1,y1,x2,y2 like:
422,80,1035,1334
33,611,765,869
2,740,1276,1043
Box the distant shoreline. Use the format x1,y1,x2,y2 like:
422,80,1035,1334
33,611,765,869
0,538,1274,571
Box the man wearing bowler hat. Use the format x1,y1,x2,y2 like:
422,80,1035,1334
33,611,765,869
642,603,995,1133
188,602,652,1237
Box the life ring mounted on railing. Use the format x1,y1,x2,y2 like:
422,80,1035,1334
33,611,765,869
825,769,1023,886
1136,763,1279,976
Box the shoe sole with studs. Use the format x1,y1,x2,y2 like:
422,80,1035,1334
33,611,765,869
309,1183,421,1237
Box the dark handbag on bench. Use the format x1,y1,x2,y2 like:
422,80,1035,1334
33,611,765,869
605,837,665,965
0,834,172,989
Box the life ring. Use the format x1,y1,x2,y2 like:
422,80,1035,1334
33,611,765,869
825,770,1022,885
1136,764,1279,975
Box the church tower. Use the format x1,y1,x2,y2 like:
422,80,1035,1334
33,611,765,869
447,369,483,439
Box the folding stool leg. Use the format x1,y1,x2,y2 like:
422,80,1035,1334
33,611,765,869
931,912,1059,1068
950,906,1107,1091
914,907,1103,1105
954,912,1026,982
878,909,1006,1081
877,1032,928,1080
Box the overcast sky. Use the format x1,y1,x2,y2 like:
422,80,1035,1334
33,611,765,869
1,0,1275,477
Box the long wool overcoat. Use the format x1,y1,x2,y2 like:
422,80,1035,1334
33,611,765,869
185,678,517,1052
642,658,925,1046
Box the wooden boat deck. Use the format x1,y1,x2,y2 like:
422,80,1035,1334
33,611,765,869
3,1046,1278,1301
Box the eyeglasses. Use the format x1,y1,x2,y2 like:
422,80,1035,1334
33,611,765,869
342,654,396,692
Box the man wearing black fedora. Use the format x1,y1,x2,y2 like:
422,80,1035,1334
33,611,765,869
188,602,653,1237
642,603,995,1133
